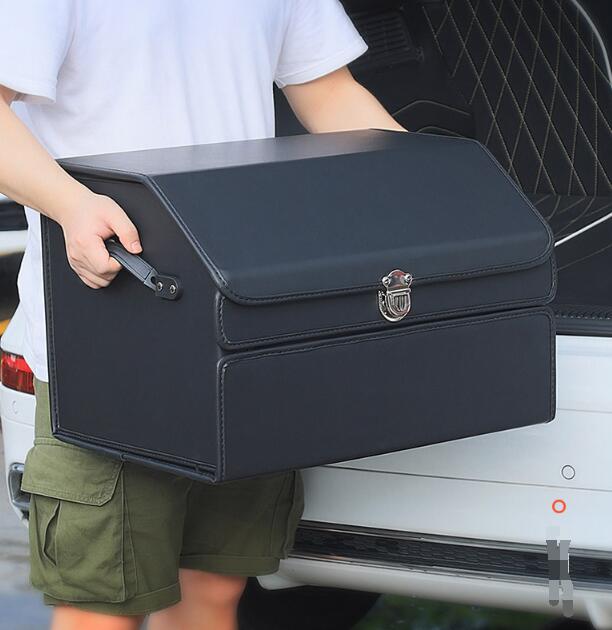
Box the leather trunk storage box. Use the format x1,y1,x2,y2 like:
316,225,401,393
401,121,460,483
43,130,557,482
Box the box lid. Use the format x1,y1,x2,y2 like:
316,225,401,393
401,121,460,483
61,131,553,306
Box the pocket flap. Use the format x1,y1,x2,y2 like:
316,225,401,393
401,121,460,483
21,443,122,506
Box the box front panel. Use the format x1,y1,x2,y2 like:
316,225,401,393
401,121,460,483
217,261,555,349
218,309,555,481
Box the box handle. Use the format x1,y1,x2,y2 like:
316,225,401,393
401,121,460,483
105,238,182,300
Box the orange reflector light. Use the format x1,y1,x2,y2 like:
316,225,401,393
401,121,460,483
552,499,567,514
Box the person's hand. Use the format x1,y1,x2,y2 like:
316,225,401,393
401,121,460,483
59,191,142,289
0,89,142,289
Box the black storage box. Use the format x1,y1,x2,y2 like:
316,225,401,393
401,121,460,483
43,131,556,482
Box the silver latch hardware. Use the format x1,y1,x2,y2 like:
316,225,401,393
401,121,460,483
378,269,413,322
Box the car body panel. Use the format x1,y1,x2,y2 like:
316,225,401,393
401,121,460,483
261,557,612,625
0,230,27,258
0,195,27,258
292,463,611,552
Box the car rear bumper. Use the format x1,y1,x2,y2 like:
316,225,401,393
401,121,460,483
289,520,612,589
0,383,36,521
262,553,612,626
0,231,26,258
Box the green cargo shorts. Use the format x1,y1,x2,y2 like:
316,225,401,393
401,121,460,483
21,380,304,616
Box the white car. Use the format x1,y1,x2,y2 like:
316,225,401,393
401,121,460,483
0,194,27,272
2,0,611,628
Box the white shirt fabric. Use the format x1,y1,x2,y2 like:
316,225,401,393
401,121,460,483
0,0,367,381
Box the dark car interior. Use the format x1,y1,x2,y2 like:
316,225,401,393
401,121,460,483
0,198,26,232
0,197,26,279
276,0,612,337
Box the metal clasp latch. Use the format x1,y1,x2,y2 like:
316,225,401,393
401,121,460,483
378,269,413,322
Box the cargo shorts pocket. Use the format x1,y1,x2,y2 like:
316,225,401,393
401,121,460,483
22,443,135,604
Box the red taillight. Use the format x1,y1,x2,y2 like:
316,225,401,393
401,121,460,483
1,352,35,395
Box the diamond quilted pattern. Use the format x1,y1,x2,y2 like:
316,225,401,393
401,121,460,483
423,0,612,197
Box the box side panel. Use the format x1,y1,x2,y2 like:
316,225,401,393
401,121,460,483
43,177,220,474
218,309,555,481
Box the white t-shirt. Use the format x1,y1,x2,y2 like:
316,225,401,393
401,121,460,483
0,0,367,381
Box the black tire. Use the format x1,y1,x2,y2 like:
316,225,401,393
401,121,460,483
238,578,379,630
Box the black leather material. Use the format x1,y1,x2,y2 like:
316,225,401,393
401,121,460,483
45,131,556,481
43,180,221,474
61,131,554,301
217,262,554,349
106,239,182,300
106,238,158,288
219,309,555,480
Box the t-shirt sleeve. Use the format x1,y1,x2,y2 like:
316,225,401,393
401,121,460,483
275,0,367,88
0,0,74,104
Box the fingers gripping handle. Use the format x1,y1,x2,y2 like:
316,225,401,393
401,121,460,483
106,239,156,288
105,239,182,300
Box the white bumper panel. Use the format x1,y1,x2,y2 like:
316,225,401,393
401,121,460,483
0,230,27,258
261,557,612,627
1,383,36,520
297,465,612,552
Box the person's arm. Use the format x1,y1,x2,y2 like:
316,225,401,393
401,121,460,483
0,85,141,289
283,66,405,134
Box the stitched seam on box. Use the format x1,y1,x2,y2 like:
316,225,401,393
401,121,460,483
69,159,554,305
144,165,554,304
41,219,62,444
548,307,556,418
54,428,212,467
556,311,612,321
43,215,217,478
219,309,554,366
204,251,553,304
41,187,218,477
217,271,557,348
218,371,226,479
219,309,556,442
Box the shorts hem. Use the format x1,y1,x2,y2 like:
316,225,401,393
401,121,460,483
179,553,281,576
42,582,181,616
